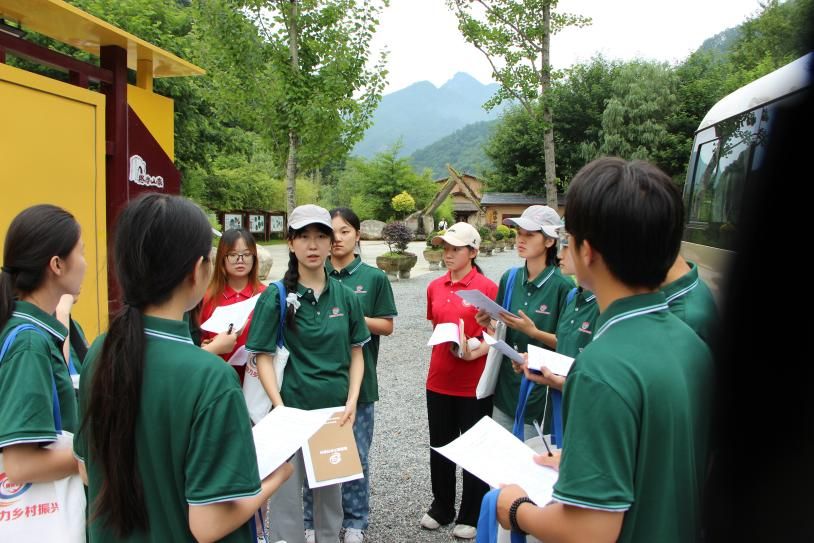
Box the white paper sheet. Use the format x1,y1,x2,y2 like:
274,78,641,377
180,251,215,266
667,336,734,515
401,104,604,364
252,406,333,479
228,346,250,367
301,407,364,488
433,416,558,505
483,331,525,364
455,290,519,322
527,344,574,376
427,322,462,346
200,294,262,334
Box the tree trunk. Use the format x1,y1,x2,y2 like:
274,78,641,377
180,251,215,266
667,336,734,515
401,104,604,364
285,0,300,214
541,0,558,209
286,131,298,213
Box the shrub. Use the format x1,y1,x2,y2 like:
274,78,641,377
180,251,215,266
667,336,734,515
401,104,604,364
477,225,491,241
496,224,511,238
508,227,517,238
426,230,442,247
391,191,416,218
382,221,413,254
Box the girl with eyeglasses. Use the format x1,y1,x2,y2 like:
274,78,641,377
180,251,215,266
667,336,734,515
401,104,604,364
200,228,266,384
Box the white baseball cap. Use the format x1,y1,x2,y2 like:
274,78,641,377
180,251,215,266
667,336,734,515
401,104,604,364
288,204,333,231
432,222,481,250
503,205,561,238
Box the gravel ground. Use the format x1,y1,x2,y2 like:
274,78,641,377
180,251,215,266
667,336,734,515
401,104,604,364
363,247,521,543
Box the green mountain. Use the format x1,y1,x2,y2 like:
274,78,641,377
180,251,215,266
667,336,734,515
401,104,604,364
353,72,507,158
408,120,496,178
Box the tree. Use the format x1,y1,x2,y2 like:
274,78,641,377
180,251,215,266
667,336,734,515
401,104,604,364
243,0,389,213
334,144,436,221
485,56,619,191
448,0,590,207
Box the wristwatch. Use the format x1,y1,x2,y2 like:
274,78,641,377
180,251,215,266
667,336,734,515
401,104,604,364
509,496,536,534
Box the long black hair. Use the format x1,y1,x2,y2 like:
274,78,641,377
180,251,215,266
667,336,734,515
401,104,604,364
329,207,361,255
0,205,80,330
84,194,211,536
283,223,334,330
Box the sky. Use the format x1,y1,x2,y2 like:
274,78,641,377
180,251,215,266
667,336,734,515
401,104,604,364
370,0,765,94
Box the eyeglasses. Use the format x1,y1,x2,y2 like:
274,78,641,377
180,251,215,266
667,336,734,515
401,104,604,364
558,231,570,248
226,252,254,264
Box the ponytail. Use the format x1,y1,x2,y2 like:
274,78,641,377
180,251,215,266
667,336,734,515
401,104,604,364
283,251,299,330
0,271,14,332
87,304,148,534
0,204,80,330
84,194,211,536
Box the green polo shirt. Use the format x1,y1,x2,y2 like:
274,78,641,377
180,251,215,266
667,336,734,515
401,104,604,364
74,315,261,542
661,261,717,345
246,274,371,410
555,288,598,358
493,265,573,424
326,256,397,404
553,292,713,543
0,301,78,447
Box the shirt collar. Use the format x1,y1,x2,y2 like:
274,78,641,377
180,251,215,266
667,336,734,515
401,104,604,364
296,271,331,301
326,255,363,278
143,315,194,345
444,266,479,287
594,291,669,339
578,288,597,304
524,264,558,289
661,261,700,304
223,283,256,301
11,300,68,341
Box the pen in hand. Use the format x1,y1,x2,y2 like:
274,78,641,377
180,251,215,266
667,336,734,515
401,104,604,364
533,420,553,457
227,323,234,335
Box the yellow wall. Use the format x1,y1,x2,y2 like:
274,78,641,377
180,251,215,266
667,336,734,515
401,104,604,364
0,63,107,340
128,84,174,160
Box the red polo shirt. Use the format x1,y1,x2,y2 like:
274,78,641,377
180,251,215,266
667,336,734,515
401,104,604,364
426,267,498,397
201,282,267,384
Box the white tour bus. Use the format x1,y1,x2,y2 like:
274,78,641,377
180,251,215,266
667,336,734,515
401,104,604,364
681,52,813,299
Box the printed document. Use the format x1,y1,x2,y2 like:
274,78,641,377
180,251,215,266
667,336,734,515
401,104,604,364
527,344,574,376
302,408,364,489
200,294,262,333
433,416,558,505
252,406,332,479
456,290,519,322
483,331,525,364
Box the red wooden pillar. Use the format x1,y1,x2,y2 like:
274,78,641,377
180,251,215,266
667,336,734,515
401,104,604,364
100,45,128,313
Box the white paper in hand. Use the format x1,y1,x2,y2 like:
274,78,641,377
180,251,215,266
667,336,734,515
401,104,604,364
456,290,518,322
483,332,525,364
200,294,262,333
427,322,462,347
527,344,574,376
228,346,250,367
252,406,333,479
433,416,558,505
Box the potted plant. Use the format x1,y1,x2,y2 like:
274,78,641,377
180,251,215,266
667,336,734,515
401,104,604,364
478,225,494,256
497,224,513,250
376,221,417,280
494,228,506,252
423,230,444,271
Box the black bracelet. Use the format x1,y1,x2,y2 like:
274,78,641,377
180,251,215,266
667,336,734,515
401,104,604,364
509,496,536,534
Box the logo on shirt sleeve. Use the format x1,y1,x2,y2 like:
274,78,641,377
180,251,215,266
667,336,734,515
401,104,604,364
328,307,345,318
534,304,551,315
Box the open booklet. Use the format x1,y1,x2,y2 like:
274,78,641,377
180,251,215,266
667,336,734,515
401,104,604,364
433,415,558,506
252,406,334,479
483,331,524,364
427,319,466,358
527,344,575,376
301,408,364,489
200,294,262,334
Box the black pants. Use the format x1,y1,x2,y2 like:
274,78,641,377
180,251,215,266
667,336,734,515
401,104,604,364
426,389,493,527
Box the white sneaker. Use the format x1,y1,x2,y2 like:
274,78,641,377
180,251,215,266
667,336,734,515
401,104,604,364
420,513,441,530
343,528,365,543
304,529,315,543
452,524,477,539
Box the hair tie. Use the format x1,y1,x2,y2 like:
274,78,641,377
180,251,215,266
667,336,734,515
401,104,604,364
285,292,301,314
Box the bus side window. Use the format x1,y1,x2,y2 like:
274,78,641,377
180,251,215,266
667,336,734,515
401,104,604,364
684,111,759,251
